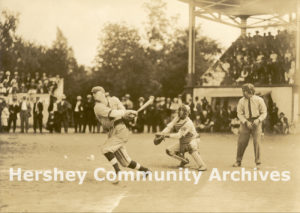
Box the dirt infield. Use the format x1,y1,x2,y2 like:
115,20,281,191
0,132,299,212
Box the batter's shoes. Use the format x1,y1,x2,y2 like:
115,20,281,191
232,162,241,167
137,169,152,180
178,158,190,168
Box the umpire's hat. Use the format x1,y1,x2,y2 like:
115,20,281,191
242,83,255,95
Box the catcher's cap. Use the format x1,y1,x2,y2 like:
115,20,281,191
77,96,82,100
178,104,191,116
91,86,105,94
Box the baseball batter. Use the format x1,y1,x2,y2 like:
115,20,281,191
156,104,207,171
91,86,150,180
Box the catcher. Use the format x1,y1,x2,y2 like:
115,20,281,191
155,104,207,171
92,86,151,181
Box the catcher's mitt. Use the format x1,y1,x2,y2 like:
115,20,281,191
153,134,165,145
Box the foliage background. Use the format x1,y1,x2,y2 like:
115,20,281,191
0,0,222,101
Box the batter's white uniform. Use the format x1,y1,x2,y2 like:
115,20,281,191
94,96,130,155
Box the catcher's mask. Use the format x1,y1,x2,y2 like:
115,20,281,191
178,104,190,119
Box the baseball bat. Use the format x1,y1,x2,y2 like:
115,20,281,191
137,96,155,113
132,96,154,126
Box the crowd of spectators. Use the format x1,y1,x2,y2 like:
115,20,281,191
0,92,290,135
0,70,60,96
200,30,296,86
268,102,290,134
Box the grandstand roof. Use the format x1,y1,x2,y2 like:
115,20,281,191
179,0,297,16
179,0,298,29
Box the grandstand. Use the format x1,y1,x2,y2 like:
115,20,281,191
180,0,300,124
0,72,64,125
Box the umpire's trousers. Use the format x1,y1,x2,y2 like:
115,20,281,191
236,122,262,164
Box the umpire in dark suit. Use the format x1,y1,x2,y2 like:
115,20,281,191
33,96,43,133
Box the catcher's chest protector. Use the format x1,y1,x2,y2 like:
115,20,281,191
173,119,188,132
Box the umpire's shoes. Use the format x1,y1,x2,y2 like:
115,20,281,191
255,163,261,170
197,165,207,171
232,162,241,167
178,158,190,168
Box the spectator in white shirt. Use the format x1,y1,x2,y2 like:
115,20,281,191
19,95,31,133
1,101,9,132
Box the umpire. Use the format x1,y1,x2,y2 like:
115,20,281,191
233,83,267,169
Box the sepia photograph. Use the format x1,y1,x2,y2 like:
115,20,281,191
0,0,300,212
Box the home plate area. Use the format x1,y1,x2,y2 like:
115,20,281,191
0,133,299,212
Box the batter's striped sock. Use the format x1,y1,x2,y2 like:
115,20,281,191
128,160,149,172
104,152,120,173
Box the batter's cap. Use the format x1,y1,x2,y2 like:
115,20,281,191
91,86,105,94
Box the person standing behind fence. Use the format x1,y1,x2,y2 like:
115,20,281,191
33,96,43,133
0,98,4,132
8,96,19,133
73,96,84,133
19,95,31,133
233,83,267,169
83,94,95,133
1,101,9,132
135,97,146,133
57,94,70,133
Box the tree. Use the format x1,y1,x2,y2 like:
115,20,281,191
0,10,20,70
93,23,160,100
46,27,77,78
159,28,222,97
142,0,222,97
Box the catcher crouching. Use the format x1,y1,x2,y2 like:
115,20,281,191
155,104,207,171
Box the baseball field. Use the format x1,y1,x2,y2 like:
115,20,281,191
0,132,299,212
